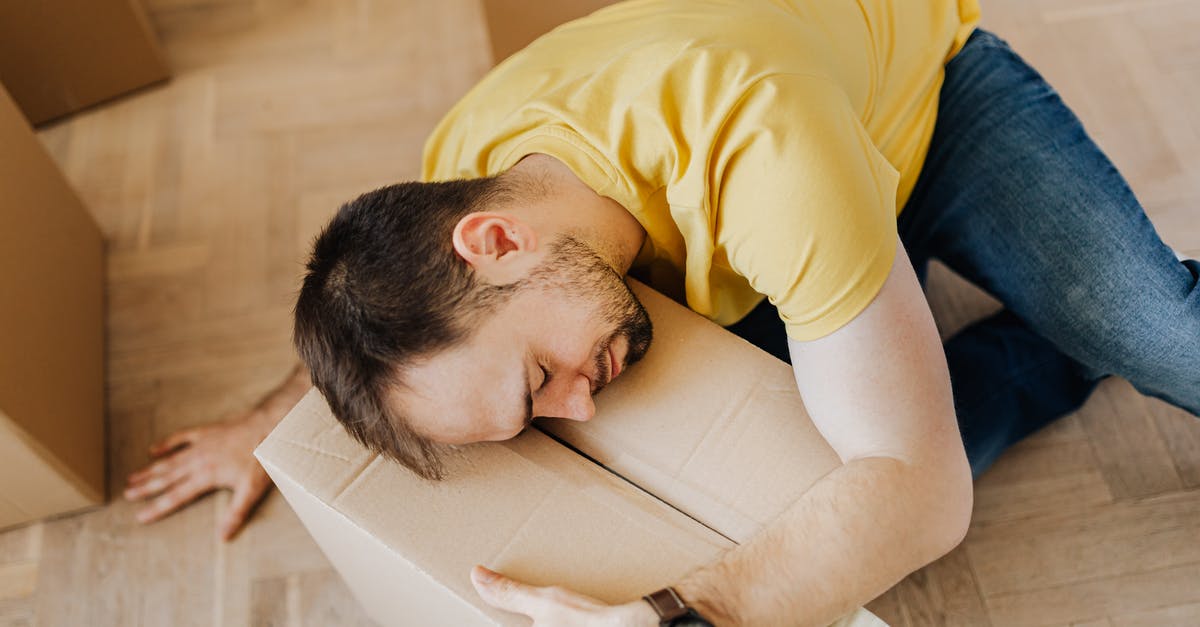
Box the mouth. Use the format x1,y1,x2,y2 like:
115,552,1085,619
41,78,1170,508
607,340,623,382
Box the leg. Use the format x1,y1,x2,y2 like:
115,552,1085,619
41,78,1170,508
939,310,1101,475
900,29,1200,471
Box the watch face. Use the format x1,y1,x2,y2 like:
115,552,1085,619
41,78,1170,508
669,610,714,627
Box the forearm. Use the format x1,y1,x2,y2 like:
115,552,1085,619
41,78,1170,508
249,362,312,430
675,454,971,626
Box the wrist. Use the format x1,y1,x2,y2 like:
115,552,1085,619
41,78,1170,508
255,368,311,420
672,577,736,627
618,599,660,627
641,586,726,627
241,407,281,441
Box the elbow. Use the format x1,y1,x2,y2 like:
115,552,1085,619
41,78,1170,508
925,450,974,559
888,442,973,564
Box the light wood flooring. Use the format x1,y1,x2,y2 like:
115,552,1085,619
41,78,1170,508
2,0,1199,625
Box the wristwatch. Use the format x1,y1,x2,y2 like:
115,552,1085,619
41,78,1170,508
642,587,714,626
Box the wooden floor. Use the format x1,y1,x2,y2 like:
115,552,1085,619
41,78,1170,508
2,0,1199,625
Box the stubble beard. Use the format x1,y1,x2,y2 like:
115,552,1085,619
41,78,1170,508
534,235,654,385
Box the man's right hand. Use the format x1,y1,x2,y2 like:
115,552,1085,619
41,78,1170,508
123,364,311,540
123,409,276,540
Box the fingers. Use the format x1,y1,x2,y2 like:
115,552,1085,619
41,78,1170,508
123,464,188,501
125,461,164,488
134,479,212,525
471,566,553,618
220,476,272,541
149,428,200,458
125,450,194,497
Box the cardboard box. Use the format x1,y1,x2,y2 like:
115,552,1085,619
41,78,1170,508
0,84,106,529
481,0,617,62
256,281,885,626
0,0,170,125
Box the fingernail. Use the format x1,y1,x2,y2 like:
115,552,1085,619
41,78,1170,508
473,566,497,584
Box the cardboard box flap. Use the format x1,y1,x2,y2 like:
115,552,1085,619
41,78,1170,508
0,0,170,124
539,281,843,543
0,84,105,529
257,388,735,625
263,456,491,626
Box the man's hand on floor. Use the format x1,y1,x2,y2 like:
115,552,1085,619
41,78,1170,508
123,363,312,540
124,407,276,540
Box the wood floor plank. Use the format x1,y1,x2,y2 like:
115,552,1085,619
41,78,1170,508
1147,396,1200,489
1109,601,1200,627
106,241,212,281
967,491,1200,596
245,494,332,582
1068,619,1112,627
249,575,290,627
866,587,911,627
0,562,36,602
985,561,1200,627
889,545,992,627
296,569,374,626
970,439,1113,525
0,598,34,627
0,524,38,565
1076,379,1183,500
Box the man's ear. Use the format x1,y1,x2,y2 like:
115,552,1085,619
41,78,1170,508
452,212,541,284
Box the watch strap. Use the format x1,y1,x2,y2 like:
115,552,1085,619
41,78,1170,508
643,587,690,623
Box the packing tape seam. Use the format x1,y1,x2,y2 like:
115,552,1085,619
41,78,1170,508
535,425,737,546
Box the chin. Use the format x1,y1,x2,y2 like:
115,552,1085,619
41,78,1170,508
491,424,527,442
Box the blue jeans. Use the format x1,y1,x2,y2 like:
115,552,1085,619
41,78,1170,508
726,28,1200,477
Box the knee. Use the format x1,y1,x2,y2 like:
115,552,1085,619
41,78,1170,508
1065,289,1199,398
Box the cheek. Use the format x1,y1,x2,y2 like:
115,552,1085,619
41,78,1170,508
540,306,607,352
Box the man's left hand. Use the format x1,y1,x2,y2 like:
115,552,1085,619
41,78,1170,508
470,565,659,626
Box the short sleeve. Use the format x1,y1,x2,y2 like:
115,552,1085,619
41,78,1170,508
710,74,900,341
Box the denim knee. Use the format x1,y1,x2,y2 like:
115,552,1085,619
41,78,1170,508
1065,272,1200,414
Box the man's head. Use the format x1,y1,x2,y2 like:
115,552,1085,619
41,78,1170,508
293,169,652,480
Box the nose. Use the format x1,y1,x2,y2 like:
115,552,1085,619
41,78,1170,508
532,374,596,422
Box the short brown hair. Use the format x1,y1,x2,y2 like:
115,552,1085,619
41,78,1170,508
293,177,520,479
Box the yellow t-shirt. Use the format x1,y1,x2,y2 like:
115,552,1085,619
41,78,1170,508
423,0,981,340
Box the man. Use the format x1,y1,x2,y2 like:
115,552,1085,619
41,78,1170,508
124,0,1200,624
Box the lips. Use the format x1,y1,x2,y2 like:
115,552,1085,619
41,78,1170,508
607,343,622,381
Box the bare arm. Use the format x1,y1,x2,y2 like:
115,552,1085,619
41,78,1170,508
124,362,312,540
674,239,973,625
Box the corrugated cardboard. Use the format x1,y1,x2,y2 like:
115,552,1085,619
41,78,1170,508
0,84,106,529
0,0,169,125
256,280,886,626
481,0,617,62
258,391,734,626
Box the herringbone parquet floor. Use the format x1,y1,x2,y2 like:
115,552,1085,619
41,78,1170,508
1,0,1199,625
